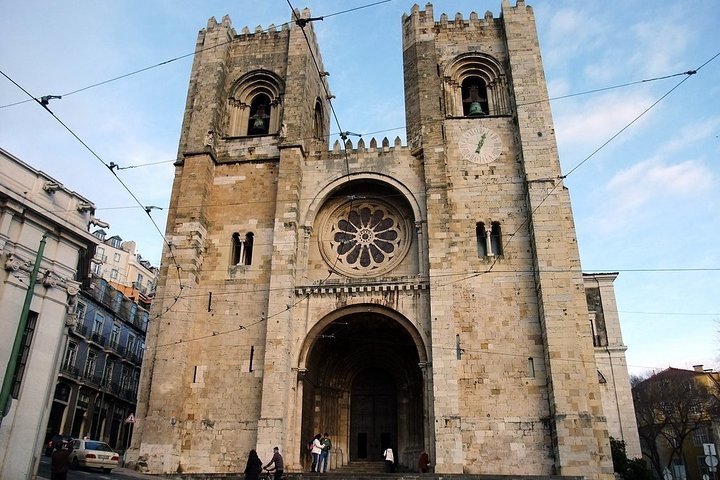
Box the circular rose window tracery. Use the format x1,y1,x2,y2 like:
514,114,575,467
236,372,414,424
320,199,411,277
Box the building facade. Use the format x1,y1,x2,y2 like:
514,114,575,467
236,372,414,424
47,275,148,450
0,147,98,479
130,3,638,478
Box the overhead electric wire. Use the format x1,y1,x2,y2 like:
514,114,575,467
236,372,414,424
0,68,185,321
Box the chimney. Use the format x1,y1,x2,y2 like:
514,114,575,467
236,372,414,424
693,365,704,372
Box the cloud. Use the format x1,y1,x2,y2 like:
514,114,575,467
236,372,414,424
598,158,715,230
554,91,656,149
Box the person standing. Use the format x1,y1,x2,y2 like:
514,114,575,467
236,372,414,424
263,446,284,480
244,449,262,480
418,451,430,473
319,432,332,473
383,446,394,473
50,441,70,480
310,434,323,472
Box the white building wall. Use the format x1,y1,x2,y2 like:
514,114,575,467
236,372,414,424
0,148,98,479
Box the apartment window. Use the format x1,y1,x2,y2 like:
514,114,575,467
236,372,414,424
110,269,118,279
113,253,121,262
84,351,97,379
127,334,136,355
62,342,78,370
693,427,710,445
96,246,105,257
120,367,130,390
91,262,102,275
112,291,122,311
129,302,137,322
103,361,114,385
110,237,121,248
11,312,38,398
136,273,144,285
110,323,120,347
92,313,104,336
76,302,87,322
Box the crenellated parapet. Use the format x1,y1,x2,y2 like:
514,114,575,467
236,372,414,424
327,136,408,157
402,2,511,32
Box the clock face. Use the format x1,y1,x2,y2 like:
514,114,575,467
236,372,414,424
458,126,503,164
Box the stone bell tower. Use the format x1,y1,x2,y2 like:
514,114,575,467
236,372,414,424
402,1,613,478
131,10,332,473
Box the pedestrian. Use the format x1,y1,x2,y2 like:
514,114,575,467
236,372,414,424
383,446,394,473
310,433,323,472
418,451,430,473
50,441,71,480
319,432,332,473
263,446,284,480
244,449,262,480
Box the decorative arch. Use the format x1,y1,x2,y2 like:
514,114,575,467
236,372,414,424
444,52,510,116
227,70,284,136
297,303,429,368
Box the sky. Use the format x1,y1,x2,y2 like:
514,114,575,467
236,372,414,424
1,0,718,376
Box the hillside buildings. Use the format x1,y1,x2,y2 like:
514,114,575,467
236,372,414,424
130,2,640,479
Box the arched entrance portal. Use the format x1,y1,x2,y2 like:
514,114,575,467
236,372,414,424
300,307,426,470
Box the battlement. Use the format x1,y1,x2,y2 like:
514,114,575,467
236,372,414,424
205,8,316,40
327,136,408,158
402,1,531,31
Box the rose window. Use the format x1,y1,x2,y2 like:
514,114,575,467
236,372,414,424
320,200,410,277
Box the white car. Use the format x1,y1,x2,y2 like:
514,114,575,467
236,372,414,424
69,439,120,473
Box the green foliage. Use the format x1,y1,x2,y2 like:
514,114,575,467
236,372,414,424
610,437,654,480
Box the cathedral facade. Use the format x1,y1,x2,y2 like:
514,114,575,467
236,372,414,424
131,2,639,478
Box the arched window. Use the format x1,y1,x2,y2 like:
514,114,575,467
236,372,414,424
476,222,488,257
231,232,254,266
444,53,510,117
313,99,324,139
490,222,502,256
227,70,284,137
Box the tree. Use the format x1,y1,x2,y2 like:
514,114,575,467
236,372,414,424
611,437,654,480
632,368,718,479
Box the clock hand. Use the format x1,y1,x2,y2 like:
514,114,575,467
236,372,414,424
475,133,487,154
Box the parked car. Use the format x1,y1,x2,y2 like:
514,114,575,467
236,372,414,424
69,438,119,473
44,434,72,456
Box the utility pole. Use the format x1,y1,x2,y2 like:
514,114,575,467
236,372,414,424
1,233,47,420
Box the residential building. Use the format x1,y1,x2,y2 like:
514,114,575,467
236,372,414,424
47,275,148,449
129,3,638,479
633,366,720,480
91,229,157,306
0,147,98,479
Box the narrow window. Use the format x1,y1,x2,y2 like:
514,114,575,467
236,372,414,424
110,323,120,348
93,313,104,336
527,357,535,378
110,269,118,279
231,233,242,265
103,361,114,385
462,77,489,116
490,222,503,256
127,334,136,355
476,222,487,257
63,341,78,371
76,302,87,322
248,94,271,135
10,312,38,398
313,100,324,139
84,351,97,379
243,233,254,266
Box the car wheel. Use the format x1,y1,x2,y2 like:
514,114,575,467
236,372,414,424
71,457,79,469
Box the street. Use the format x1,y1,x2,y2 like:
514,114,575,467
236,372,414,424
36,455,153,480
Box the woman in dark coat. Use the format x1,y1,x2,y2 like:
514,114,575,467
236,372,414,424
244,449,262,480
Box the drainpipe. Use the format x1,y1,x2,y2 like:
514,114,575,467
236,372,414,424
1,233,47,420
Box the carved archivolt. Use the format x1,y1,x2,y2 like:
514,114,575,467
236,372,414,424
227,70,284,136
444,52,510,116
